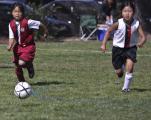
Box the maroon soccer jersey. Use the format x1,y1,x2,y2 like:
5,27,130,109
9,18,39,63
9,18,34,46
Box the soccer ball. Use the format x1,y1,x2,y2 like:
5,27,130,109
14,82,32,99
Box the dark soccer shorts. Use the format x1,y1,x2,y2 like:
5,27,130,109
112,46,137,70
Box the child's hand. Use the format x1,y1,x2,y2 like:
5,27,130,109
8,38,15,51
100,44,106,52
137,43,143,48
7,46,12,51
40,33,48,41
43,33,48,38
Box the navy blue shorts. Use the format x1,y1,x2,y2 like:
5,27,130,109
112,46,137,70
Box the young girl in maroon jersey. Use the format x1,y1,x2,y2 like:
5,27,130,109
101,1,146,92
7,3,48,82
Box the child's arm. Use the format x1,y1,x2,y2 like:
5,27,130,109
8,24,15,51
137,25,146,48
39,23,48,38
28,20,48,38
7,38,15,51
101,22,118,52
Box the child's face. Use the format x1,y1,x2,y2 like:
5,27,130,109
12,6,23,21
122,6,134,21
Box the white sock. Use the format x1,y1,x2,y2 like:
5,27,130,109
122,72,133,90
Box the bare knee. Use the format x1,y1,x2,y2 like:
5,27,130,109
125,59,134,73
18,60,26,67
115,69,123,78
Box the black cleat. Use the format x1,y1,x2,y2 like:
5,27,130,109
122,89,130,93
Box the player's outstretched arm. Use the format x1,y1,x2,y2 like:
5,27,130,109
100,22,118,52
137,25,146,48
40,23,48,38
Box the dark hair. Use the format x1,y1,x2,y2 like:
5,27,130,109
11,2,25,16
121,0,135,13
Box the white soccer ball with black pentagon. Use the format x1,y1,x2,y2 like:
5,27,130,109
14,82,32,99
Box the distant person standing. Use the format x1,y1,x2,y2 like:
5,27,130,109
98,0,117,25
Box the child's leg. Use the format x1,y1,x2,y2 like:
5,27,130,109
15,60,26,82
112,47,125,79
114,67,124,84
26,62,35,79
15,65,25,82
19,45,35,79
122,59,134,91
18,59,35,79
18,59,26,67
115,68,124,78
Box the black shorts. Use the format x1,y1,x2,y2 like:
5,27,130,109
112,46,137,70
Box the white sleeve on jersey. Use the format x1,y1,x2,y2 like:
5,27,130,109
9,24,14,39
28,19,41,29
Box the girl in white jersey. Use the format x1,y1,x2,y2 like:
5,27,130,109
101,1,146,92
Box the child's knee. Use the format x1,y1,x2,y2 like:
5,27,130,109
18,60,26,67
115,69,124,78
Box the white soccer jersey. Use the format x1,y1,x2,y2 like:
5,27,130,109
113,18,140,48
9,19,41,44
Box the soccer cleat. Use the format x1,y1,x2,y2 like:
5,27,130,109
122,88,130,93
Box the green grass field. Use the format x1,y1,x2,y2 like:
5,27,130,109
0,40,151,120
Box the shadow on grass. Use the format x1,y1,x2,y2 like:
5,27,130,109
31,81,74,86
0,64,14,68
22,103,41,107
132,88,151,92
